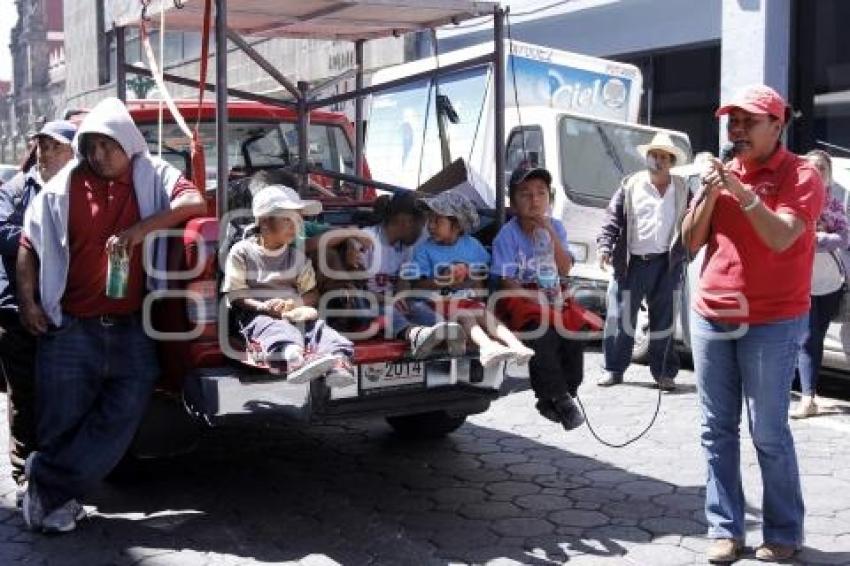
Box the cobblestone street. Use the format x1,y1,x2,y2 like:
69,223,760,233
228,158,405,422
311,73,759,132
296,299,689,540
2,351,849,565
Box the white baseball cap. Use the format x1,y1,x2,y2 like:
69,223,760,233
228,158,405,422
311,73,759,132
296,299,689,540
252,185,322,218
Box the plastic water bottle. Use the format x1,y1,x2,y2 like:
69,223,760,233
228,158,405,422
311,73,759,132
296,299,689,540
533,228,563,305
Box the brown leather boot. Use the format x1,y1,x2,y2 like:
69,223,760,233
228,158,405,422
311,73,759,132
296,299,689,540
706,538,742,563
755,542,798,561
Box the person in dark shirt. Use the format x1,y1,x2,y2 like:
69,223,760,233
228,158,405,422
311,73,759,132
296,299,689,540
0,120,76,505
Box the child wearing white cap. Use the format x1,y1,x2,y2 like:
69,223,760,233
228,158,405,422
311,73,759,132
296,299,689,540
223,185,355,386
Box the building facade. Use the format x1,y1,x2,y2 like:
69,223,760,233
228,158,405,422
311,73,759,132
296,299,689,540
0,80,12,163
63,2,408,119
436,0,850,158
55,1,850,162
2,0,65,161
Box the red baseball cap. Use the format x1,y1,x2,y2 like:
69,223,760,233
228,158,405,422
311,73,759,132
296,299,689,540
715,85,788,124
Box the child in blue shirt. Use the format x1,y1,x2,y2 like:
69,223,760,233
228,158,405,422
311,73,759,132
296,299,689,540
408,191,534,368
491,166,597,431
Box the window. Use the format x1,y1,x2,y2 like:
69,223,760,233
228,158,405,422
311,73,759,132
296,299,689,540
137,120,355,181
801,0,850,157
98,0,204,88
506,126,545,175
365,66,491,188
558,115,691,207
331,127,355,173
96,0,111,85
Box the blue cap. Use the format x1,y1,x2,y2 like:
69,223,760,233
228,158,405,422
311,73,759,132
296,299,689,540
31,120,77,145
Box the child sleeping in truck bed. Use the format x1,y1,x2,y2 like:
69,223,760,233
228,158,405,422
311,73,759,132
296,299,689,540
222,184,355,388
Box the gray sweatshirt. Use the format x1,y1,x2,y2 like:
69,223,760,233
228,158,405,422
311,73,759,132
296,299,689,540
23,97,183,325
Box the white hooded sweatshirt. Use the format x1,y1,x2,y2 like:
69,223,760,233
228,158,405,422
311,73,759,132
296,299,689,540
23,97,184,326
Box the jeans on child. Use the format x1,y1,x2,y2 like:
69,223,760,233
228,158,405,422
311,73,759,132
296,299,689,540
385,299,438,339
31,314,160,510
241,315,353,360
690,311,806,547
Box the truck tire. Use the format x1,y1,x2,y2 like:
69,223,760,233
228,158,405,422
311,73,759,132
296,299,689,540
386,411,467,439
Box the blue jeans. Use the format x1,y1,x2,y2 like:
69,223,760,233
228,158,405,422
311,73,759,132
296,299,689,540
322,295,436,339
31,314,159,510
603,255,681,380
387,299,438,339
690,311,806,546
798,290,842,396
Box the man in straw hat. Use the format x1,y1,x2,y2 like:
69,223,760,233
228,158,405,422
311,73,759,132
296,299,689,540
596,131,691,391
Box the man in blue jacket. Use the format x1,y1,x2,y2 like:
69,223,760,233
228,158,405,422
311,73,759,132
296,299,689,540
0,120,76,502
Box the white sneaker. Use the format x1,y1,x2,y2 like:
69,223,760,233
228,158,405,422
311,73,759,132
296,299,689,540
510,344,536,365
478,343,515,369
409,324,447,358
325,357,357,388
42,499,86,534
791,396,818,419
444,322,467,356
286,353,337,384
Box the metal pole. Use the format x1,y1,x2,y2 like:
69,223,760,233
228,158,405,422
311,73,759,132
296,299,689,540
646,55,654,125
493,8,506,227
215,0,228,218
226,29,300,99
354,39,365,197
307,54,493,110
124,63,296,108
297,80,310,194
116,26,127,102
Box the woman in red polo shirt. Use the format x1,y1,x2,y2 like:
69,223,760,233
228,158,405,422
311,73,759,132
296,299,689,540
681,85,825,563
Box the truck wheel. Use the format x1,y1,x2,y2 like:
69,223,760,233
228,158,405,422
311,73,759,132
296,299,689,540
386,411,467,439
631,306,651,364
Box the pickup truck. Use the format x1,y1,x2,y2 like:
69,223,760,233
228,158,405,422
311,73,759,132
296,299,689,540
125,101,508,459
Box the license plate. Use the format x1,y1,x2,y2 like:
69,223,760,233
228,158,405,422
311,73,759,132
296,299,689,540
359,361,426,391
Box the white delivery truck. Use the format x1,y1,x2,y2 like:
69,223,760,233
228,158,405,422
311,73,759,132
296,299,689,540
366,40,692,316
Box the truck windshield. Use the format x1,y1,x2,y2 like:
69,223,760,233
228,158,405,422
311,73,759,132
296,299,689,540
558,115,691,207
138,121,354,182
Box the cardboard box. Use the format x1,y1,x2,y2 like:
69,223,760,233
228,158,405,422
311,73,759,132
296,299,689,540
416,158,492,209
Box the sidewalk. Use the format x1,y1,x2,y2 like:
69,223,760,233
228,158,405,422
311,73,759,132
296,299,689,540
0,351,848,565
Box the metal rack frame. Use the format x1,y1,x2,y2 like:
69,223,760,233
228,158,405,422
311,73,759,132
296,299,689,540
113,0,507,225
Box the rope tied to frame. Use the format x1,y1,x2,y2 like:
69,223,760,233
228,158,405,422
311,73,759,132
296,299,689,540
138,0,211,193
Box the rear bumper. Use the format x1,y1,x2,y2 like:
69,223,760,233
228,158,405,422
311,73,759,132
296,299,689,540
183,357,502,425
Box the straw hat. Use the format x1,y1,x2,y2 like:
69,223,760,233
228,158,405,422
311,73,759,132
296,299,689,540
637,132,688,165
